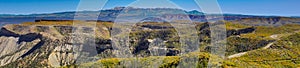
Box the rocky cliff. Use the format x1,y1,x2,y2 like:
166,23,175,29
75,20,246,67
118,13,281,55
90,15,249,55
0,23,111,67
0,21,184,67
2,20,293,67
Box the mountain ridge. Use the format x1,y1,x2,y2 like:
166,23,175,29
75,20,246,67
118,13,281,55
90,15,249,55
0,7,298,17
1,7,300,25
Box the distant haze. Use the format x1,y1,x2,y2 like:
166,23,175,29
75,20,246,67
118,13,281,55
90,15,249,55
0,0,299,16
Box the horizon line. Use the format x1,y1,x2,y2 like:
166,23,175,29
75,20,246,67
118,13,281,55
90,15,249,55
0,7,299,17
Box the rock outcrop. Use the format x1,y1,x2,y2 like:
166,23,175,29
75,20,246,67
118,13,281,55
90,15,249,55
0,24,111,67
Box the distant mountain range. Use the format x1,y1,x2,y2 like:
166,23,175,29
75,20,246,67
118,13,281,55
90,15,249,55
1,7,300,68
1,7,300,25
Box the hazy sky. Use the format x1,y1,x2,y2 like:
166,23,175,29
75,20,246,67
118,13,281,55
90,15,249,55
0,0,299,16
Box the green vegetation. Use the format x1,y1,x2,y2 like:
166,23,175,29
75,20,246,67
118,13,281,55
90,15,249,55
223,32,300,68
225,22,251,30
2,21,300,68
241,24,300,39
226,37,273,55
77,52,216,68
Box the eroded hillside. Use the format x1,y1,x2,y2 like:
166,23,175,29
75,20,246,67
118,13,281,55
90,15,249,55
0,20,299,67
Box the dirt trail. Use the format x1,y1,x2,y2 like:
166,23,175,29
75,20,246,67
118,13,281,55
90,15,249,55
227,41,276,59
227,52,247,59
227,30,300,59
227,34,279,59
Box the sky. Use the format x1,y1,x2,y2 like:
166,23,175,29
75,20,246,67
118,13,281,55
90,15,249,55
0,0,299,16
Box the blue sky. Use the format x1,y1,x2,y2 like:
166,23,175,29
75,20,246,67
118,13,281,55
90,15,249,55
0,0,299,16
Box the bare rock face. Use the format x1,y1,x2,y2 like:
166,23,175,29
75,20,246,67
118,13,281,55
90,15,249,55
0,25,43,66
0,22,186,67
0,24,111,67
48,44,75,67
0,37,41,66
